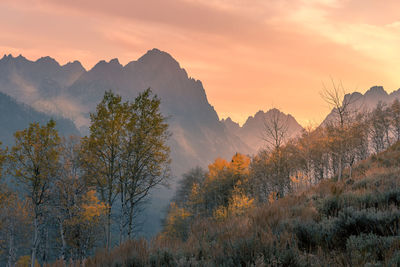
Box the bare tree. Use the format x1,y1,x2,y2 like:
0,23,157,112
320,79,358,181
262,108,289,151
390,99,400,142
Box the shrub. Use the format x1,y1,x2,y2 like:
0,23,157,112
346,234,400,265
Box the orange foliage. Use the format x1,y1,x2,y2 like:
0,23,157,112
207,158,229,179
81,190,107,222
229,153,250,175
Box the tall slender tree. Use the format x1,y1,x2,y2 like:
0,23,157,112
122,89,171,239
81,89,171,247
81,91,128,250
321,79,357,180
8,120,60,267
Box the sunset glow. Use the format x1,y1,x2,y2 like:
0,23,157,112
1,0,400,125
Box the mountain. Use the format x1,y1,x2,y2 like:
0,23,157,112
0,54,86,131
322,86,400,125
0,50,251,174
0,49,252,236
222,108,304,154
0,91,79,146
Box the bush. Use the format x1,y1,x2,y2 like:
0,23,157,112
346,234,400,265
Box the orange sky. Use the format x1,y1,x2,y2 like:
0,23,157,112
1,0,400,126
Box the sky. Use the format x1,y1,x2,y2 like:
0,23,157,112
1,0,400,126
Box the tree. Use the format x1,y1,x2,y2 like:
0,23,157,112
262,109,289,151
344,113,370,178
81,91,128,250
122,89,171,239
54,136,105,262
370,102,391,153
390,99,400,142
0,190,31,267
8,120,60,267
173,167,206,208
81,89,171,247
321,79,357,180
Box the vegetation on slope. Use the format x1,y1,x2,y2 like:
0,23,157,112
86,141,400,266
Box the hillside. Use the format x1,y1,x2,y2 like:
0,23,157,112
0,91,79,146
85,142,400,266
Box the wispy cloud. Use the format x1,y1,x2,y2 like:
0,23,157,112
8,72,89,128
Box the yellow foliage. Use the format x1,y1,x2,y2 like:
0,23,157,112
164,203,191,238
228,187,254,216
16,255,39,267
207,153,250,182
268,192,278,203
188,182,201,206
213,205,228,221
213,186,254,220
229,153,250,175
208,158,229,179
80,190,106,222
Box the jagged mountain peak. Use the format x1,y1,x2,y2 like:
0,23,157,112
221,117,240,133
0,54,28,64
365,86,387,97
222,117,237,124
62,60,86,72
221,108,304,155
137,48,181,70
109,58,121,65
88,58,124,77
36,56,59,66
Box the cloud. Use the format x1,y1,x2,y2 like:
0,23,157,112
8,72,89,129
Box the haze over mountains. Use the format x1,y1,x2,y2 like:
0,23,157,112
1,48,399,235
1,49,399,180
0,91,79,146
322,85,400,125
222,109,303,153
0,49,251,176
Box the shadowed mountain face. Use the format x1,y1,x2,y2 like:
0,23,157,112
0,49,252,236
0,50,250,175
0,92,79,146
222,109,304,154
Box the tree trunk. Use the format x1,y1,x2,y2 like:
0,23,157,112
8,227,15,267
119,182,125,245
31,216,39,267
59,221,67,263
127,204,134,240
349,158,354,179
106,205,112,250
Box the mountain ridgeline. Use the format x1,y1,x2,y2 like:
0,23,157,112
0,50,251,177
1,49,400,238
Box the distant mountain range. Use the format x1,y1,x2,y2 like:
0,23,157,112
222,108,303,153
322,85,400,125
1,49,399,236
